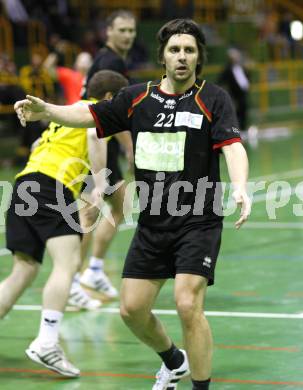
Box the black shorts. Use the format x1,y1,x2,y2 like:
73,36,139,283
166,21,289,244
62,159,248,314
6,172,81,263
122,221,223,286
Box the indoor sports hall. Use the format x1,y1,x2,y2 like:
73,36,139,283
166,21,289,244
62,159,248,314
1,1,303,389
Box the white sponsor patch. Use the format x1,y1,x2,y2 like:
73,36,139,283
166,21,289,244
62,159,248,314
175,111,203,129
135,132,186,171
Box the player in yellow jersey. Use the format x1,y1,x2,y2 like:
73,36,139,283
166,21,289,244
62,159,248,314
0,70,128,377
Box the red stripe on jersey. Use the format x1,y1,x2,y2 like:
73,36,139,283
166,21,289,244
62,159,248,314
213,137,242,150
128,83,151,117
195,94,212,122
89,105,104,138
132,91,147,106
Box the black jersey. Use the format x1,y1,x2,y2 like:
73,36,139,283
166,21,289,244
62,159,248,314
90,79,241,230
82,46,128,99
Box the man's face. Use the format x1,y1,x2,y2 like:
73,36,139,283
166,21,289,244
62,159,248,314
163,34,199,82
107,17,136,53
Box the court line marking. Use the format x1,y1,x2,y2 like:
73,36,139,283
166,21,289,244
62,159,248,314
224,221,303,229
213,378,303,386
215,344,298,352
249,168,303,182
11,305,303,319
0,368,303,386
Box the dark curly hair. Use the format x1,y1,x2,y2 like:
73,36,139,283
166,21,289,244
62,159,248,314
157,19,207,75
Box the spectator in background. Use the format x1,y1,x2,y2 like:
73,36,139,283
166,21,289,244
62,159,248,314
278,12,296,59
1,0,28,23
160,0,194,19
44,51,92,104
18,52,55,162
256,7,293,61
217,48,250,132
80,30,100,58
83,9,136,92
127,38,150,71
19,52,55,100
0,54,43,166
0,54,24,110
0,54,25,136
21,0,74,40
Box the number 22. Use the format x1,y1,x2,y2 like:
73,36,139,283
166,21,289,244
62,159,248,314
154,113,174,127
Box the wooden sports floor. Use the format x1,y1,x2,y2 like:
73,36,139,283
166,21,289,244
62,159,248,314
1,125,303,389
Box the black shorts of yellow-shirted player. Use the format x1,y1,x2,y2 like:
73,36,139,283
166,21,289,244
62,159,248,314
0,70,128,378
14,19,251,390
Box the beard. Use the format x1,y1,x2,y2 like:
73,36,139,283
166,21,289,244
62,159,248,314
172,69,194,83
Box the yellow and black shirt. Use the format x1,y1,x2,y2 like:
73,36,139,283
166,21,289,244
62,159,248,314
17,102,91,198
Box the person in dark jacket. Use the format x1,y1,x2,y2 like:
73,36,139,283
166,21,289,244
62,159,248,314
217,48,250,131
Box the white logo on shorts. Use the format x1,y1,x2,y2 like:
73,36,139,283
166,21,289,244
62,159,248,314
203,256,212,268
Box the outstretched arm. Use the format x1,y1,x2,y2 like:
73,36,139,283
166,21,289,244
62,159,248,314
14,95,95,128
222,142,251,229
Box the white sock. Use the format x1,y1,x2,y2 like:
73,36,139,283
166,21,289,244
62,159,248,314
36,309,63,347
89,256,104,271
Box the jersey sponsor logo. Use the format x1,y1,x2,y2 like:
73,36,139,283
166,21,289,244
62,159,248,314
164,99,176,109
175,111,203,129
179,90,193,100
151,92,165,103
135,132,186,171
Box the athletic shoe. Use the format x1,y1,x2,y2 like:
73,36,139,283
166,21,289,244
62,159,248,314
152,349,190,390
80,268,118,298
68,284,102,310
25,340,80,377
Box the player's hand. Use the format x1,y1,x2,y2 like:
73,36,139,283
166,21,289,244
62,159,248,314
233,189,251,229
14,95,47,127
80,188,102,225
90,186,104,207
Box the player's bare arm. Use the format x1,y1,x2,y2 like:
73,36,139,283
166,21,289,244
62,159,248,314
14,95,95,129
222,142,251,229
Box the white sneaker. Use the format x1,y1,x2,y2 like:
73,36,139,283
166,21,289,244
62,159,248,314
152,349,190,390
25,340,80,377
80,268,118,298
68,284,102,310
